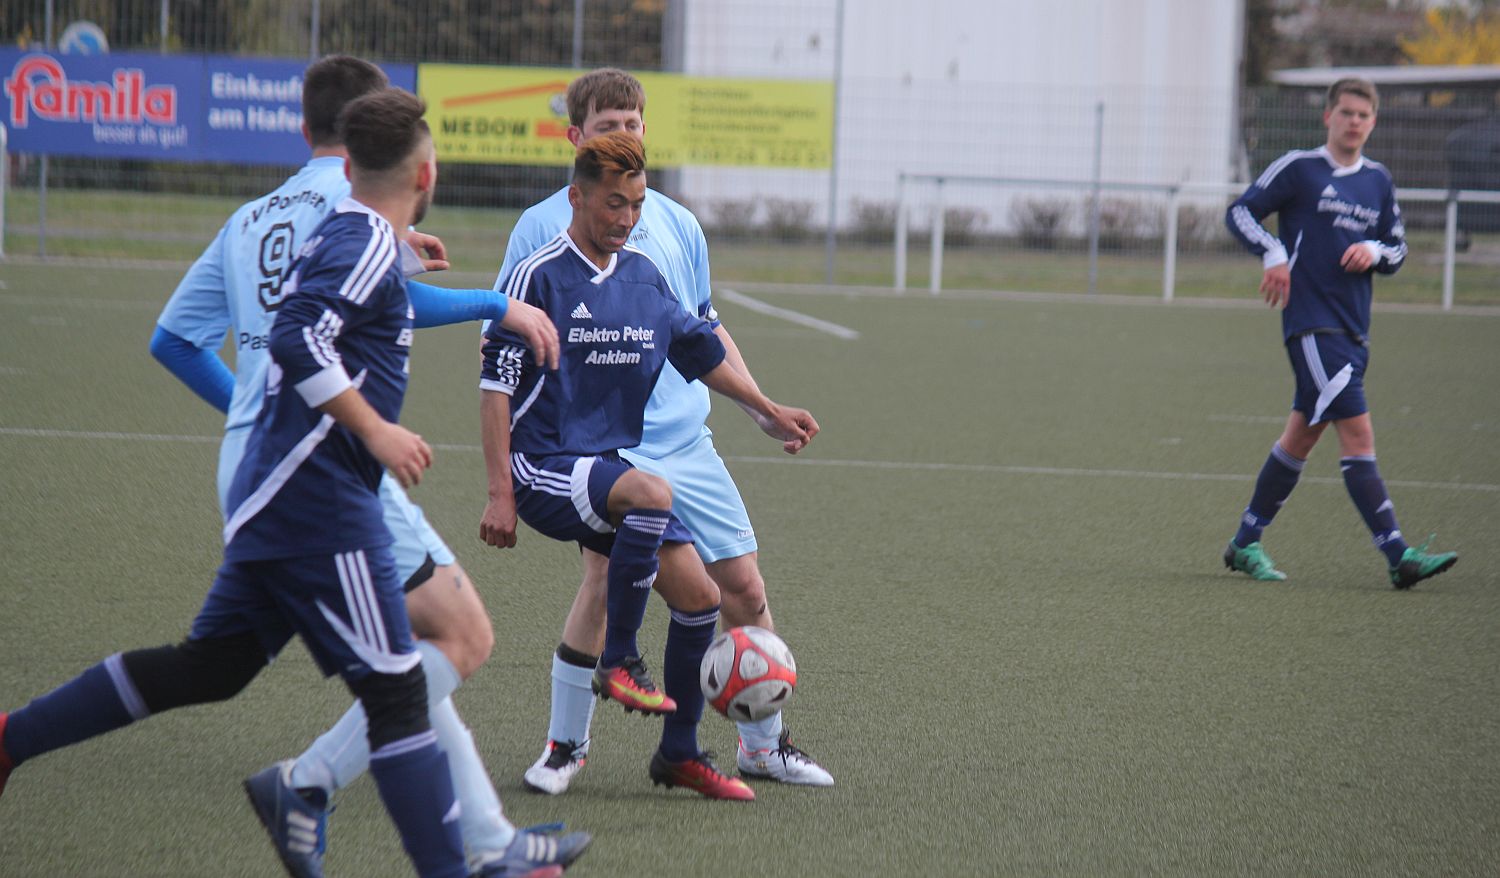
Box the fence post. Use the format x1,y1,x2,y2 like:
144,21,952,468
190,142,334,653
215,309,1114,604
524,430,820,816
1,124,7,260
1442,191,1457,311
929,177,945,294
1087,100,1103,294
894,172,907,291
1162,184,1180,303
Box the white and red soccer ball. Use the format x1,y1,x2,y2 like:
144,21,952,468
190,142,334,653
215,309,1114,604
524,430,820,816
699,626,797,721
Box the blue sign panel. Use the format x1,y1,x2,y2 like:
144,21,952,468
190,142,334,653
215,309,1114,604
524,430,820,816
1,50,417,164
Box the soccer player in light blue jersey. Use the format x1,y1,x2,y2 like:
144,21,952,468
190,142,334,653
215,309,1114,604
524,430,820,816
1,87,582,878
479,131,817,801
148,57,582,877
1222,77,1457,589
485,69,833,794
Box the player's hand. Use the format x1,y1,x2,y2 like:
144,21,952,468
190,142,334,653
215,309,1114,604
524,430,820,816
479,496,519,549
1260,264,1291,309
499,299,560,371
368,422,433,487
759,404,819,455
406,230,450,273
1340,242,1375,273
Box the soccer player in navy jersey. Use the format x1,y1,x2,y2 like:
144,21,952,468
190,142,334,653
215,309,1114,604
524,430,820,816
493,68,833,798
478,131,818,800
148,56,582,878
1223,77,1457,589
0,89,579,878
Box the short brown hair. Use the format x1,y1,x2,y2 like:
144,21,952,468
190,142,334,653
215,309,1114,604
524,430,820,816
337,88,430,173
303,55,389,147
566,68,645,127
573,130,646,187
1327,77,1378,112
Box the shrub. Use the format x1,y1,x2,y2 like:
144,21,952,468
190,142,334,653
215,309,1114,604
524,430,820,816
942,206,989,246
849,197,897,243
763,197,816,240
1010,197,1072,250
709,197,759,239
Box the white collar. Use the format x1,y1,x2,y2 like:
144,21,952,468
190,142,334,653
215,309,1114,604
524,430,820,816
561,231,619,284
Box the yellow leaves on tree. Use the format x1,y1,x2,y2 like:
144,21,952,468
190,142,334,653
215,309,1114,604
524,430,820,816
1400,8,1500,66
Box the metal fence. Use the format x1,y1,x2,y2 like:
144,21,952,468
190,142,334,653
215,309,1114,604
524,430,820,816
4,0,1499,304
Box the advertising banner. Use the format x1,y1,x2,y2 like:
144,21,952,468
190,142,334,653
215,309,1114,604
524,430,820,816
1,49,415,164
418,64,833,169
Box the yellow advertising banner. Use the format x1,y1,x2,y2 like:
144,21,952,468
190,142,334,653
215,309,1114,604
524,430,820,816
417,64,832,169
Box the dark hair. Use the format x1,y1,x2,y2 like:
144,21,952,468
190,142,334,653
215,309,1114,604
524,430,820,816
1327,77,1379,112
566,68,645,127
337,88,430,173
302,55,389,146
573,130,646,187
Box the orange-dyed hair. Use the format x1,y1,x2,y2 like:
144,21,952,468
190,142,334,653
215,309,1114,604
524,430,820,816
573,130,646,187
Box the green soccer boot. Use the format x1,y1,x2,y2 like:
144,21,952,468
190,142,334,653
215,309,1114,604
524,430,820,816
1389,536,1458,590
1223,540,1287,582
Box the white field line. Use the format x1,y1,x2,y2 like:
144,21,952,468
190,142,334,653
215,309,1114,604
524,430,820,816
3,426,1496,493
716,288,860,340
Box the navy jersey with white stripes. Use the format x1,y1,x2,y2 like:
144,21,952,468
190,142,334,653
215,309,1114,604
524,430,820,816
480,232,726,457
223,199,414,561
1226,145,1406,341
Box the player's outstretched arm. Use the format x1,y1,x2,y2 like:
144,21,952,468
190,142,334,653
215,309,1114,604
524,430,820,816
498,299,560,371
478,390,520,548
700,361,819,455
322,388,432,487
149,325,235,413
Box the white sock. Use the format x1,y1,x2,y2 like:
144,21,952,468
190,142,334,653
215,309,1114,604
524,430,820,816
547,653,596,750
737,711,784,753
430,697,516,866
289,641,464,795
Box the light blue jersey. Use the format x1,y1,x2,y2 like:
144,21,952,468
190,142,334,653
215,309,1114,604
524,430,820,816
158,156,348,503
155,156,454,576
494,186,718,458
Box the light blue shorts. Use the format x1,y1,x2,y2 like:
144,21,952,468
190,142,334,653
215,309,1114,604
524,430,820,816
622,431,757,564
218,427,454,586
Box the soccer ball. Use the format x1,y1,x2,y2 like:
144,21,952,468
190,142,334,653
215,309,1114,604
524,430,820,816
699,626,797,721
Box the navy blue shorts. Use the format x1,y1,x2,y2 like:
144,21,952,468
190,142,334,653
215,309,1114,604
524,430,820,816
511,450,694,555
190,546,419,682
1286,331,1370,425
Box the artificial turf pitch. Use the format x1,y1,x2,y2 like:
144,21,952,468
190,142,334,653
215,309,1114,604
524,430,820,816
1,263,1498,876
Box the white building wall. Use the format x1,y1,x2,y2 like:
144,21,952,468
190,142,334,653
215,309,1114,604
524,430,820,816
677,0,1243,231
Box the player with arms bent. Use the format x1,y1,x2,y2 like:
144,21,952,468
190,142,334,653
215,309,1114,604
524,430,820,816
0,88,571,878
149,56,581,877
479,131,818,800
490,68,833,796
1222,77,1457,588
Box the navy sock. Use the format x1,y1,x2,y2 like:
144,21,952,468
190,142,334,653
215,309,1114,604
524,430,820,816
4,654,148,765
369,732,466,878
1341,456,1408,566
658,605,719,762
600,509,671,668
1234,443,1305,548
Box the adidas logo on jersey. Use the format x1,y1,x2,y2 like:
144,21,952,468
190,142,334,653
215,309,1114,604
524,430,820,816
571,302,593,320
1321,185,1338,198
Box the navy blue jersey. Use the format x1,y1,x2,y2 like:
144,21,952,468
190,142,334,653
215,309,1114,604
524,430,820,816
480,232,726,457
1226,146,1406,341
223,199,415,560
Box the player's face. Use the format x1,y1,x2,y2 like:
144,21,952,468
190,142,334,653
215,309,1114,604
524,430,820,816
1324,94,1376,159
571,171,647,260
571,106,645,144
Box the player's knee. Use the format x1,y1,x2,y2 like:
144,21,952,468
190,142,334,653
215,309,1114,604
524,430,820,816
622,471,673,511
448,612,494,680
348,665,431,751
122,633,267,713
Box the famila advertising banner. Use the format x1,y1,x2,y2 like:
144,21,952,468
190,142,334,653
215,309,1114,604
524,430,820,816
1,50,415,163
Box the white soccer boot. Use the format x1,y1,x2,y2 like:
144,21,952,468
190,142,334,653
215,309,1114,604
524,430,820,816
522,739,587,795
736,729,834,786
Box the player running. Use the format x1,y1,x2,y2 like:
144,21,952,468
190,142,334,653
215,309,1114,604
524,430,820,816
479,131,818,801
1,87,575,878
148,57,583,877
488,68,834,797
1222,76,1458,588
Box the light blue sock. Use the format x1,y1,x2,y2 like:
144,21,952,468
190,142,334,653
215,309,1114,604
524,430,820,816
290,642,463,795
737,711,784,753
547,652,596,752
429,698,515,866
